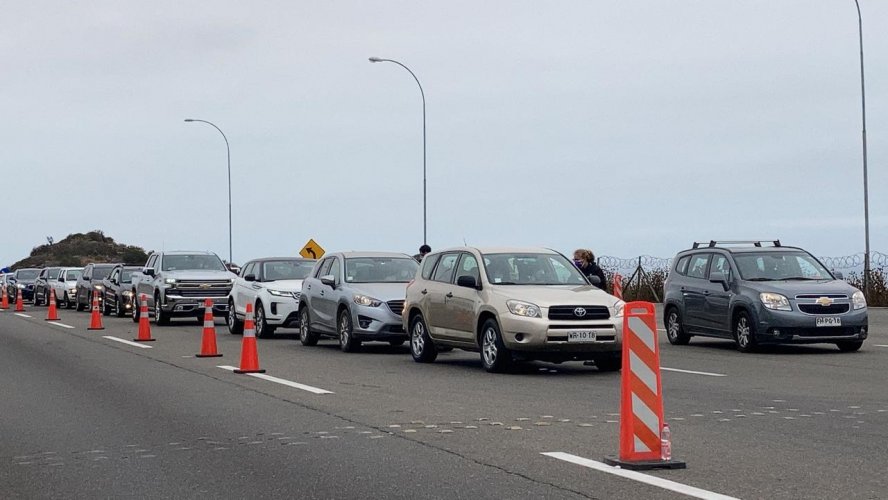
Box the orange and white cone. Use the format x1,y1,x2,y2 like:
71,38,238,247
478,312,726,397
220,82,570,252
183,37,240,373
14,288,25,312
87,291,104,330
1,286,9,310
234,303,265,374
613,273,624,300
196,298,222,357
134,294,154,341
45,289,60,321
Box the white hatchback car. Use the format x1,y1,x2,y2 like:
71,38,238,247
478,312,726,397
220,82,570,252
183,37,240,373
227,257,316,338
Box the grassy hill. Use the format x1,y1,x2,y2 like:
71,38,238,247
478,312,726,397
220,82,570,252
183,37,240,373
11,231,149,270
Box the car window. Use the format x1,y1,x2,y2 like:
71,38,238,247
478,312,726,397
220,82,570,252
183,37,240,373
733,251,831,281
146,255,157,270
242,262,255,278
421,254,440,280
675,256,690,275
315,259,332,278
66,270,82,281
263,260,314,281
328,258,341,281
48,268,61,280
344,257,417,283
109,269,119,282
687,254,710,279
432,253,459,283
454,253,480,283
161,254,226,271
709,255,733,281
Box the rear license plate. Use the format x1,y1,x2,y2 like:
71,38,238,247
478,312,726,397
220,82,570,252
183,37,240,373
815,317,841,327
567,330,597,342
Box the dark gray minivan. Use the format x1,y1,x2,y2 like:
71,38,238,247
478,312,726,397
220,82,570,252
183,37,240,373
663,241,868,353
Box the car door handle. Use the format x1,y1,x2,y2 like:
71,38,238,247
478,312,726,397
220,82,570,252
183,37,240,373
320,291,325,297
445,292,453,298
703,291,710,296
420,289,428,295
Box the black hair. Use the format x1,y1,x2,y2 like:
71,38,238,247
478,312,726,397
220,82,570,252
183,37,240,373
419,244,432,254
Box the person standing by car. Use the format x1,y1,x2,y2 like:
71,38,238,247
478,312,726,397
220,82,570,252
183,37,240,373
413,244,432,263
573,249,607,290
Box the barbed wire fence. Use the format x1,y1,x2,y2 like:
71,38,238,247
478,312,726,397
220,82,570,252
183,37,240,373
597,251,888,305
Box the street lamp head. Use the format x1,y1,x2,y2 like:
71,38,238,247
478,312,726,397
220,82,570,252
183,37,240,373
184,119,195,122
368,57,383,63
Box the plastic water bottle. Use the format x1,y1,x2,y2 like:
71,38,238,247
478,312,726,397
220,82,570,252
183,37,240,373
660,423,672,461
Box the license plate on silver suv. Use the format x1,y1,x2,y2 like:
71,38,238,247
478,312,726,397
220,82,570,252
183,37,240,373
815,317,841,327
567,330,597,342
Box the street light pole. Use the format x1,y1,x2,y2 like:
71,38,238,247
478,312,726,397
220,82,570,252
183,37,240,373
369,57,427,246
184,119,233,265
853,1,871,297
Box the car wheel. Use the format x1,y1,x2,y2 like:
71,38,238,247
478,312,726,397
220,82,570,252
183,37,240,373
338,309,361,353
299,307,318,346
227,300,243,335
594,354,622,372
480,318,512,373
665,307,691,345
255,303,275,338
410,314,437,363
102,293,112,316
34,290,42,306
115,297,125,318
154,294,169,326
132,294,141,322
734,311,757,353
76,291,86,311
64,292,74,310
836,340,863,352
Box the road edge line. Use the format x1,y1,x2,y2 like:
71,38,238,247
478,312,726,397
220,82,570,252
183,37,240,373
103,336,152,349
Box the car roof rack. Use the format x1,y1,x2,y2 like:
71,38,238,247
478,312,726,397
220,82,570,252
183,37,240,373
692,240,781,249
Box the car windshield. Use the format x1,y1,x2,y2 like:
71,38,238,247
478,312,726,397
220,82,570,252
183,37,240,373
262,260,314,281
16,270,39,280
733,252,834,281
47,269,61,279
121,269,139,283
92,266,115,280
344,257,418,283
162,254,226,272
482,252,588,285
66,270,83,281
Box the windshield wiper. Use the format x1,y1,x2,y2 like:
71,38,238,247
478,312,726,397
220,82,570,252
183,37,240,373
780,277,819,281
746,277,775,281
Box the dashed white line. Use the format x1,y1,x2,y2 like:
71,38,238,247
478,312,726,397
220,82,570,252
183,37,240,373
103,336,153,349
217,365,333,395
47,321,75,329
661,367,726,377
874,344,888,348
542,452,739,500
14,313,32,318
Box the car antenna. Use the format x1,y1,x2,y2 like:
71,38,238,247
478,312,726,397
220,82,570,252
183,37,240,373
463,237,468,245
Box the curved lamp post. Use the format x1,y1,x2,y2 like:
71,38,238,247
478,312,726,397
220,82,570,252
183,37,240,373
852,1,871,297
184,119,233,264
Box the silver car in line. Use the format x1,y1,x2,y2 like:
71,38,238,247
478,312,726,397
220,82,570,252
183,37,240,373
297,252,418,352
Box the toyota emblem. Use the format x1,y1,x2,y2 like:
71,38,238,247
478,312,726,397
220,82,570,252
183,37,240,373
574,307,587,317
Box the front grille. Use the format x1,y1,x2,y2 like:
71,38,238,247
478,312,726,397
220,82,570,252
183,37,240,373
548,305,610,321
174,288,230,298
798,304,850,315
387,300,405,316
796,294,847,299
173,280,232,298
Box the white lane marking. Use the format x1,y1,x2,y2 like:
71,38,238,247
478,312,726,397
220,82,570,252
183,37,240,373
217,365,333,395
542,452,739,500
661,367,726,377
103,336,152,349
47,321,75,329
14,313,32,318
874,344,888,348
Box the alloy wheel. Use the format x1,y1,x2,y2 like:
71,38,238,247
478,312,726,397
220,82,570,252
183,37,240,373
339,314,350,346
667,312,680,341
736,316,750,348
482,328,498,366
411,320,425,355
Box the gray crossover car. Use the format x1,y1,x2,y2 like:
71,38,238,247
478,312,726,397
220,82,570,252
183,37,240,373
663,241,868,353
298,252,418,352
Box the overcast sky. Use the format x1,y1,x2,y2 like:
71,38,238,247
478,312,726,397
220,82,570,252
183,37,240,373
2,1,886,268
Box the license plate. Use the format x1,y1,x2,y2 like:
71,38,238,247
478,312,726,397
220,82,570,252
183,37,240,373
567,330,597,342
816,317,841,327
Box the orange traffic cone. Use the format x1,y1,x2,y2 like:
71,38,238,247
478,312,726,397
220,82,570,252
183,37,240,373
196,299,222,357
1,286,9,310
133,294,154,341
87,291,104,330
45,289,60,321
14,288,25,312
234,303,265,374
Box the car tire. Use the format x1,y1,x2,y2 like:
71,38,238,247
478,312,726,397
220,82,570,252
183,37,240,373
64,292,74,310
116,297,126,318
665,307,691,346
76,292,86,311
103,293,112,316
227,300,243,335
410,314,437,363
299,307,318,346
836,340,863,352
255,303,275,338
734,310,757,353
594,354,622,372
132,294,141,323
33,290,42,306
480,318,512,373
154,293,169,326
338,309,361,353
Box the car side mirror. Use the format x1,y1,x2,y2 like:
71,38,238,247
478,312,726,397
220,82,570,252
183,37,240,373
834,271,844,280
588,275,602,286
58,277,65,282
83,276,91,282
457,275,480,290
320,274,336,288
709,272,729,289
144,268,155,277
244,274,257,282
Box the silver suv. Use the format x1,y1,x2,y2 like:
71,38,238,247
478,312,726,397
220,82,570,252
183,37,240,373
298,252,418,352
663,241,868,352
403,247,625,372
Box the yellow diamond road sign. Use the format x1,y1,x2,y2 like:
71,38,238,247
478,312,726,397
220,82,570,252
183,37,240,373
300,239,325,260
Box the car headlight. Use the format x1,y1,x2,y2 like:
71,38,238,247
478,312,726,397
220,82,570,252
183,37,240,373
760,292,791,311
613,300,626,318
852,290,867,310
16,284,24,289
506,300,541,318
268,289,295,298
94,284,104,290
353,294,382,307
69,287,77,293
164,278,177,285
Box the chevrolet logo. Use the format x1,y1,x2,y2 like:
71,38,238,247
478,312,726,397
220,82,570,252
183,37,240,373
815,296,834,307
199,283,211,289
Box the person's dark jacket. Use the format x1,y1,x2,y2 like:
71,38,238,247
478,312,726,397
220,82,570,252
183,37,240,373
578,262,607,290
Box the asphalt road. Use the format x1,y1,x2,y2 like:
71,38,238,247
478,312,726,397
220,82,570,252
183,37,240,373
2,304,887,499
